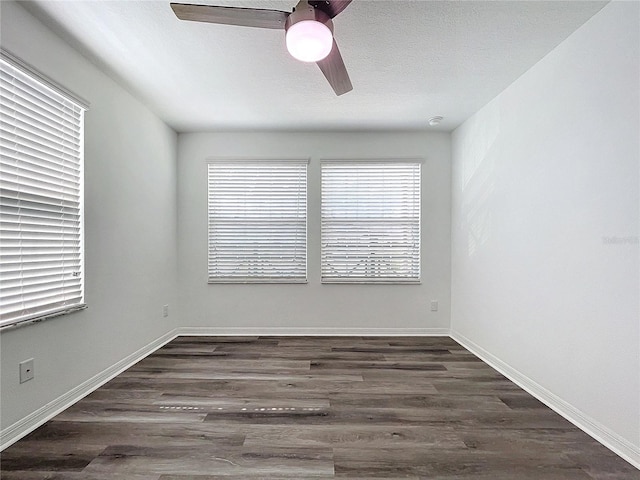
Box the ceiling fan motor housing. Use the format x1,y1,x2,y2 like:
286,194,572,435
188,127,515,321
285,0,333,33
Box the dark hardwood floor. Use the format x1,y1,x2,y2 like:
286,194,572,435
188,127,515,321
1,336,638,479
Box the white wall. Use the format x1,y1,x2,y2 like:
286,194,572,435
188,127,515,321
178,131,451,334
451,0,639,464
0,1,178,435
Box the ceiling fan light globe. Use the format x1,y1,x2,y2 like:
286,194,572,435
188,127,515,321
286,20,333,62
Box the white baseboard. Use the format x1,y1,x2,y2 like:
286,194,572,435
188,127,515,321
451,330,640,469
177,326,450,336
0,328,179,451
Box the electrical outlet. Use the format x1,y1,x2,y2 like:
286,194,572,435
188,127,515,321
163,304,169,318
430,300,439,312
19,358,34,383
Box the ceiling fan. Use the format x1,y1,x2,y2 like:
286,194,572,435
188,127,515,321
170,1,353,95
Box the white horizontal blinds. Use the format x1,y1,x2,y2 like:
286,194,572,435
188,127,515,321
321,160,421,283
208,160,308,283
0,57,85,328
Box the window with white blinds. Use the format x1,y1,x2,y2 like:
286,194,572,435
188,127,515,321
207,159,308,283
0,54,87,329
321,160,421,284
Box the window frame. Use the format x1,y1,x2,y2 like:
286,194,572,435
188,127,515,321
206,158,309,284
320,158,422,285
0,49,88,330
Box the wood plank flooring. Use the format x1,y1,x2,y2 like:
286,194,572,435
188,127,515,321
1,336,638,479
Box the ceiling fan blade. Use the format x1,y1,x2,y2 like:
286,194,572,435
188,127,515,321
170,3,288,29
309,0,352,18
316,40,352,96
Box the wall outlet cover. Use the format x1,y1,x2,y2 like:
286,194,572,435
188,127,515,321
19,358,34,383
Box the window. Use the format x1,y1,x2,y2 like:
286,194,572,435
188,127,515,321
321,159,421,283
0,52,87,328
207,159,308,283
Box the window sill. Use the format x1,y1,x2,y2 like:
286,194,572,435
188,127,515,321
0,304,88,332
321,279,421,285
208,279,308,285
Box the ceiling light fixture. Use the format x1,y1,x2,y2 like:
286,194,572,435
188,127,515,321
428,116,443,126
286,20,333,62
285,1,334,63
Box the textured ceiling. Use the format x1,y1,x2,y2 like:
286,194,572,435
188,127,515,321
20,0,607,132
